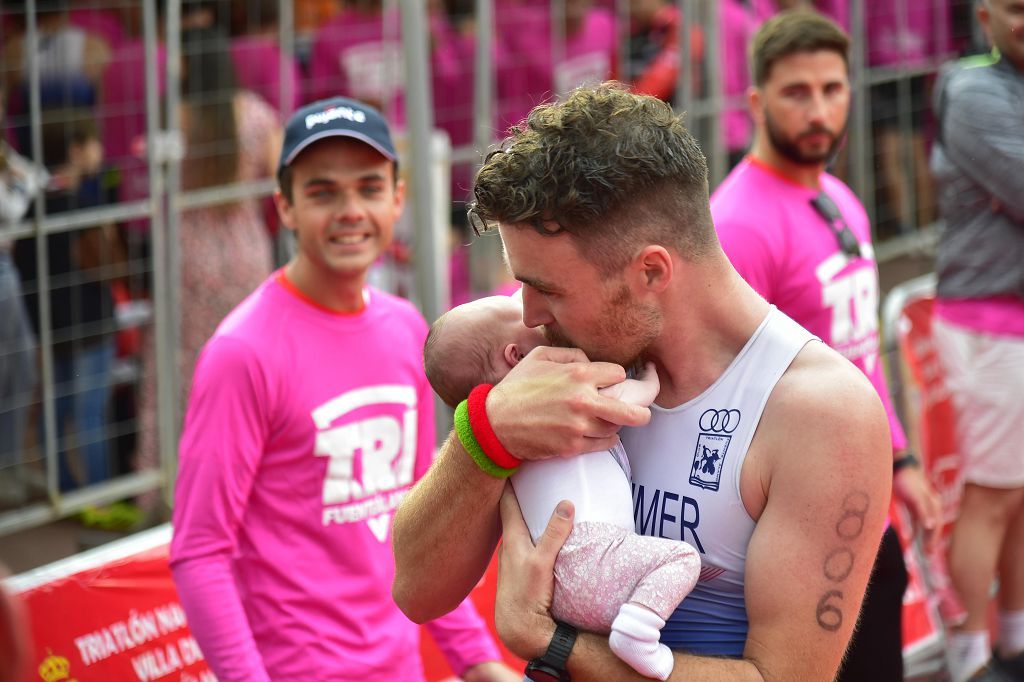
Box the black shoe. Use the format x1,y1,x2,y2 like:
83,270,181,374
994,650,1024,680
967,659,1014,682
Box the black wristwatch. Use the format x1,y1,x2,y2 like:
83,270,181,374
524,621,578,682
893,452,920,473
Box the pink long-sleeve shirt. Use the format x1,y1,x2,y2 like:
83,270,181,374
170,272,501,682
711,158,909,453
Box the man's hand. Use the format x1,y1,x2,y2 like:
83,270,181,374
494,487,572,660
461,661,525,682
487,346,651,461
893,463,942,552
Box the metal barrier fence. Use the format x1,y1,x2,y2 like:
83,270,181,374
0,0,969,541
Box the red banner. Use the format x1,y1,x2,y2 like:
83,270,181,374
9,528,213,682
6,526,520,682
897,295,965,634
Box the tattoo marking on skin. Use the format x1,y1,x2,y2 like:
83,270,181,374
816,590,843,632
835,491,870,541
814,491,870,632
823,547,855,583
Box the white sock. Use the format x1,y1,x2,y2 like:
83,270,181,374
609,602,674,680
948,630,990,682
998,609,1024,659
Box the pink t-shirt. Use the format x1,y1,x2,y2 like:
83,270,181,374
721,0,757,152
712,158,908,452
231,34,301,118
751,0,849,30
69,6,125,50
305,8,406,125
497,5,616,131
170,273,500,682
99,39,167,188
866,1,951,68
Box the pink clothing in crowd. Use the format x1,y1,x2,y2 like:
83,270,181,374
231,34,302,117
721,0,757,153
711,158,908,452
496,4,616,131
98,38,167,200
750,0,848,30
169,273,501,682
865,1,951,67
69,6,125,49
306,7,405,125
935,297,1024,338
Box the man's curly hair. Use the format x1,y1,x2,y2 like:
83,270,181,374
470,81,715,273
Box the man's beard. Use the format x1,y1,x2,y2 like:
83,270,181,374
542,285,660,369
765,110,847,166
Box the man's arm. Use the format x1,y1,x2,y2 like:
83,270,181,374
424,596,521,682
169,337,271,682
943,72,1024,219
494,346,892,680
392,346,650,623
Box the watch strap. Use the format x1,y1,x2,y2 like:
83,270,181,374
529,621,577,681
893,452,920,472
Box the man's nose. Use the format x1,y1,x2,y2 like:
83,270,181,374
334,192,366,223
521,286,554,329
806,90,829,125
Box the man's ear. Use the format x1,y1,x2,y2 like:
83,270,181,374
503,343,524,368
392,177,407,217
748,86,765,125
632,245,673,294
273,189,295,232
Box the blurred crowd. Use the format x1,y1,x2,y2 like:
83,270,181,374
0,0,990,514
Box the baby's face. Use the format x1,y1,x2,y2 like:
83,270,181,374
507,318,546,358
485,294,545,358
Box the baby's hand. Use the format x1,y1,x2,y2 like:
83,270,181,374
598,361,660,407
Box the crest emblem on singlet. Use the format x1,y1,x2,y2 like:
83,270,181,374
689,409,740,491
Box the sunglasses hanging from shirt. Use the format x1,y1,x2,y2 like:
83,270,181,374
809,192,862,259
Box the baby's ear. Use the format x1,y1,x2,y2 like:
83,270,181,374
503,343,523,368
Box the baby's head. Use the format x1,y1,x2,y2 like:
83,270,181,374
425,292,545,407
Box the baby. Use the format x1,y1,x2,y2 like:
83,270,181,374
425,292,700,681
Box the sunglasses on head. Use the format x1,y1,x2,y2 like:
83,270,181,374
809,192,862,259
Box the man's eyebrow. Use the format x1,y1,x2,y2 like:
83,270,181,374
301,177,336,189
516,274,560,292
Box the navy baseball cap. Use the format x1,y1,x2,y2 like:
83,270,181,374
277,97,397,175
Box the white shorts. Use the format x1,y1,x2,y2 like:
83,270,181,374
932,318,1024,488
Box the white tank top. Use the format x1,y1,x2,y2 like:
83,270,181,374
622,307,816,657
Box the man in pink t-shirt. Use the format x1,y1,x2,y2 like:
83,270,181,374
711,11,942,682
168,97,519,682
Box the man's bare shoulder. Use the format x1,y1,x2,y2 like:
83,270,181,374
755,341,889,481
771,341,884,424
742,341,891,520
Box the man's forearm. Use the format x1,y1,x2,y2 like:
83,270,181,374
393,431,506,623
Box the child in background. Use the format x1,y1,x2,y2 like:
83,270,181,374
424,292,701,681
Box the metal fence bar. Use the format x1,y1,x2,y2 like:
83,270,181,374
0,470,165,538
23,0,61,507
144,0,174,509
160,0,185,507
3,200,153,241
849,0,871,219
705,0,726,187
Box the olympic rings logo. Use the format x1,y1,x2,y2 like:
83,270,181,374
699,408,741,434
